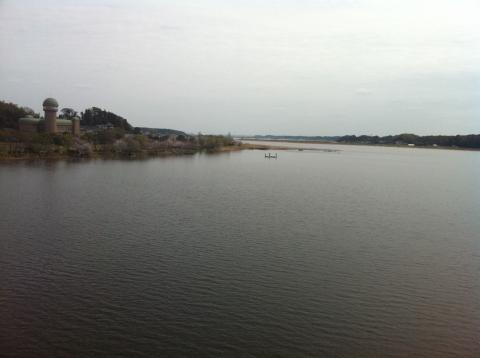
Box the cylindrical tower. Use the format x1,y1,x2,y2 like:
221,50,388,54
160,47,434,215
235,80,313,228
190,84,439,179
43,98,59,133
72,116,81,136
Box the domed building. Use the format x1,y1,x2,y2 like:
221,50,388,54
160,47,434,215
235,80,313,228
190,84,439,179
18,98,80,136
42,97,58,107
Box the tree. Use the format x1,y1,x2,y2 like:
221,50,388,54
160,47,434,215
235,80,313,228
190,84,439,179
0,101,27,129
60,108,77,119
22,107,35,115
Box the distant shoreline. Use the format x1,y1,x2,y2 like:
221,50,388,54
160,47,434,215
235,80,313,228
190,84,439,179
239,138,480,152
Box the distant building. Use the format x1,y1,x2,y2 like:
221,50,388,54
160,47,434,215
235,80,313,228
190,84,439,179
18,98,80,136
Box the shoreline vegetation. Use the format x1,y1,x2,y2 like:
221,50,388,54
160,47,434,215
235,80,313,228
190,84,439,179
0,129,285,161
0,129,246,161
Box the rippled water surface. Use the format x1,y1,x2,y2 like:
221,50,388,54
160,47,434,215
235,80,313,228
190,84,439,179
1,144,479,357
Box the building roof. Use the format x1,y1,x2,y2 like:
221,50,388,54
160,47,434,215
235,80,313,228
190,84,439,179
57,119,73,125
43,97,59,108
19,115,40,125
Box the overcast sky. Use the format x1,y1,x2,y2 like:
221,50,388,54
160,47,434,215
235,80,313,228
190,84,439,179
0,0,479,135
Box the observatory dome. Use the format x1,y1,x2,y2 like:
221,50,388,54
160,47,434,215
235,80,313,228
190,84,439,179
42,98,58,108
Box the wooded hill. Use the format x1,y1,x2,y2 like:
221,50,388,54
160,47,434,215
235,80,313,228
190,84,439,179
134,127,187,137
80,107,132,131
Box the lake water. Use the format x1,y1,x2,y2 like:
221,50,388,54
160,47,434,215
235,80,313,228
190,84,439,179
1,143,479,357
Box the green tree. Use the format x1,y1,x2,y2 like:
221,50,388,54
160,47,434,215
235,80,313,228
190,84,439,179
0,101,27,129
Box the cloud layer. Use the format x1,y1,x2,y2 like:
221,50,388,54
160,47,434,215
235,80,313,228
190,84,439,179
1,0,479,135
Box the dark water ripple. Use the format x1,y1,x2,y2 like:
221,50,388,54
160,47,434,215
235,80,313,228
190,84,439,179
1,146,480,357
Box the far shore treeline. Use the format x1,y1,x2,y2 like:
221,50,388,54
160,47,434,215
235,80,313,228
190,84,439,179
0,100,236,159
336,133,480,149
252,133,480,149
248,131,480,149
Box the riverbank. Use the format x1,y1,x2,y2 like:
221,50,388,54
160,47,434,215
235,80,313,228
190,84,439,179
0,142,291,161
